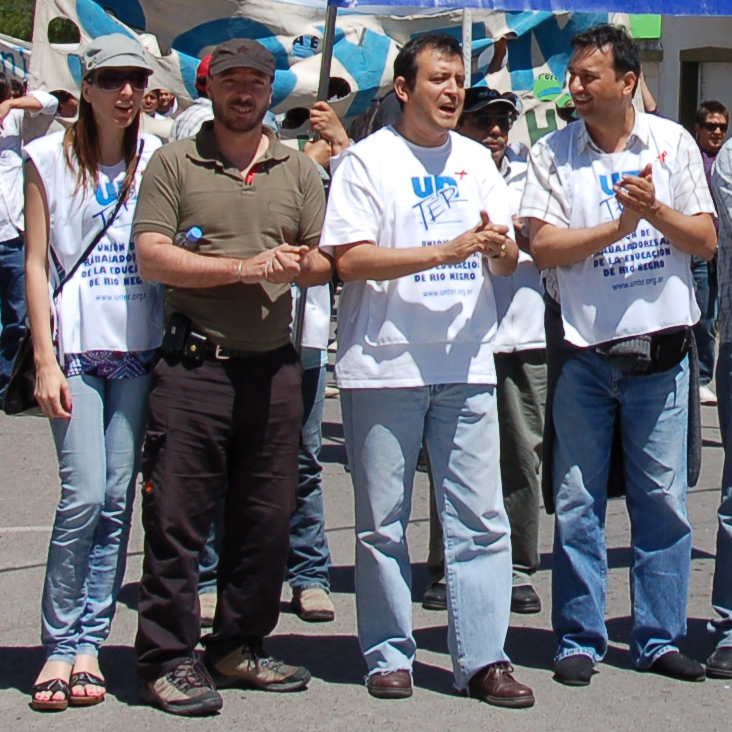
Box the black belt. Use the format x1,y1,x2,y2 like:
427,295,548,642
202,341,260,360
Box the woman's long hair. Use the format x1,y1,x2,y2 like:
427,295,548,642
63,89,141,203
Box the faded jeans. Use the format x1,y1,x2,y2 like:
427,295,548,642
341,384,512,690
552,350,692,669
42,373,151,663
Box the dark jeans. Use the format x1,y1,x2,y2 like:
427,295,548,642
135,346,303,680
197,362,331,594
0,235,26,392
691,254,718,385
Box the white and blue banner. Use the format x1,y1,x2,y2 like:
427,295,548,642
333,0,732,14
0,33,31,83
30,0,626,144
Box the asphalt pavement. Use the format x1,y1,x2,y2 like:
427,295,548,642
0,371,730,732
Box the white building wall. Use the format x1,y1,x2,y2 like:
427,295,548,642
656,17,732,119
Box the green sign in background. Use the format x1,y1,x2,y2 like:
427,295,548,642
629,14,662,39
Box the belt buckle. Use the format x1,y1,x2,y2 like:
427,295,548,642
214,345,230,360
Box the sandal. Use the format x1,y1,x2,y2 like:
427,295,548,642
69,671,106,707
29,678,70,711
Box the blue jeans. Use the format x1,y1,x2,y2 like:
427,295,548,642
198,358,331,594
0,235,26,393
42,373,151,662
552,350,692,669
692,255,717,385
287,361,331,591
341,384,512,690
711,341,732,647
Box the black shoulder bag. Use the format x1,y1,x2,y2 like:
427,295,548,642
3,143,144,416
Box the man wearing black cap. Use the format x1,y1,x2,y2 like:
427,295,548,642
423,88,546,616
132,38,331,715
459,87,546,614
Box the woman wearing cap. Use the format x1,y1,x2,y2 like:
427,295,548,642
24,33,162,711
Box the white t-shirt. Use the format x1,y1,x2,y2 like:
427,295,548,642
321,126,514,389
291,283,331,352
0,90,57,240
520,112,715,347
490,148,546,353
24,131,164,360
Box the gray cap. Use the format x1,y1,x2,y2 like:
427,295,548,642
78,33,153,78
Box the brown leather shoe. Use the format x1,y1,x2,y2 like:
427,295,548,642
367,670,413,699
467,662,535,708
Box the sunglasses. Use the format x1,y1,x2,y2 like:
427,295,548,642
469,113,514,131
91,69,149,92
702,121,728,133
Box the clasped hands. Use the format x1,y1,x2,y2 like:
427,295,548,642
614,163,657,234
441,211,510,265
239,244,310,285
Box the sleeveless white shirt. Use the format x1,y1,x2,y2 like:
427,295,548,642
24,131,163,361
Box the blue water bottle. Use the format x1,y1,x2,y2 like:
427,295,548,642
174,226,203,252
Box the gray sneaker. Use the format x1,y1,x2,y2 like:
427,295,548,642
208,643,311,692
140,657,223,716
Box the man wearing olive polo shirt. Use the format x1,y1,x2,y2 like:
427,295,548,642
132,39,331,716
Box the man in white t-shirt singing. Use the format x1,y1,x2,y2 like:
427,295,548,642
520,24,716,686
322,32,534,707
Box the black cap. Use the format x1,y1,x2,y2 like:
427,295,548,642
209,39,276,79
463,87,518,115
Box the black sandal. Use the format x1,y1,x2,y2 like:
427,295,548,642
29,678,70,711
69,671,106,707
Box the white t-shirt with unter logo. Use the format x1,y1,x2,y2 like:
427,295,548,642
321,126,514,389
24,131,163,362
520,112,715,347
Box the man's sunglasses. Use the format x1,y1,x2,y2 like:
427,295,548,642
469,113,514,131
90,70,150,92
702,121,728,133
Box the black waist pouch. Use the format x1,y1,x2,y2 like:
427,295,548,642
650,327,692,374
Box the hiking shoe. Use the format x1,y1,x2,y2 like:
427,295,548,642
291,588,335,622
208,643,311,692
140,657,223,716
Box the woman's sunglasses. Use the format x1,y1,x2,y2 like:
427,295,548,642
702,121,729,133
91,69,150,92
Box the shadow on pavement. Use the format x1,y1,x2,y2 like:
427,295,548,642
322,420,344,441
118,581,140,610
268,633,365,685
0,644,142,706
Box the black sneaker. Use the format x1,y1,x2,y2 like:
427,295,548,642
140,657,223,716
208,642,311,692
554,655,595,686
422,581,447,611
646,651,705,682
